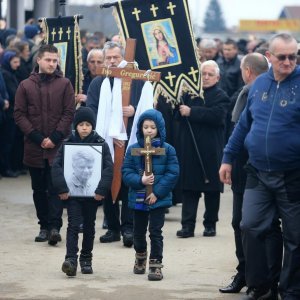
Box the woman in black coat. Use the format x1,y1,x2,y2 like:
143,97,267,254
175,60,230,238
1,50,21,177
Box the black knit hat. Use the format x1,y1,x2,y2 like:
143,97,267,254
74,107,96,130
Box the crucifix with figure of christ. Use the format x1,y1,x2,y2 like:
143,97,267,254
96,38,161,202
131,135,165,197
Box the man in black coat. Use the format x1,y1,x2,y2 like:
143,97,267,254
175,60,230,238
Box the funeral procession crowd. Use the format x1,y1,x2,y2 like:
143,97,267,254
1,13,300,300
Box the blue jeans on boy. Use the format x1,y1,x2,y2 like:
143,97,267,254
133,207,165,262
66,199,98,260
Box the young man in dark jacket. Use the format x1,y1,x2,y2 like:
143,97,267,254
14,44,75,245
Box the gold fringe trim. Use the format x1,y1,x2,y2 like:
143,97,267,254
74,15,83,96
112,7,126,46
39,18,49,44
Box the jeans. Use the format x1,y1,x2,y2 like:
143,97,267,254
133,207,165,262
29,160,63,231
65,198,98,259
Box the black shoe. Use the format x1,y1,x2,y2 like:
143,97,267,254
35,229,48,242
176,228,194,238
242,287,272,300
165,208,170,214
219,273,246,293
123,232,133,247
62,259,77,276
203,227,216,237
99,230,121,243
2,170,19,178
48,229,62,246
80,261,93,274
102,217,108,229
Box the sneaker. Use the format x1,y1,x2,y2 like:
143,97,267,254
35,229,48,242
242,287,272,300
99,230,121,243
48,229,62,246
123,232,133,247
62,259,77,276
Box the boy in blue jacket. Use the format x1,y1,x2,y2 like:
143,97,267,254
122,109,179,281
52,107,113,276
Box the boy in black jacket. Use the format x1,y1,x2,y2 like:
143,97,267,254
52,107,113,276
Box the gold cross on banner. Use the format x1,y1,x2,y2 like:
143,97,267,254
188,66,199,82
132,7,141,21
150,4,159,17
66,27,71,40
58,27,64,40
51,28,56,41
167,2,176,15
165,71,176,87
131,135,165,196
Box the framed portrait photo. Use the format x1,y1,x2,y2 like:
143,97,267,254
63,143,103,198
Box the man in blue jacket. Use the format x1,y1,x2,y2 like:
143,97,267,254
219,33,300,300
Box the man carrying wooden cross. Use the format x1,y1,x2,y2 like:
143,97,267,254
86,40,160,247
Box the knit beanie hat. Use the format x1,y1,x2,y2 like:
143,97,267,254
24,24,40,39
74,107,96,130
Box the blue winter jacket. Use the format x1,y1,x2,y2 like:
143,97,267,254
122,109,179,209
223,65,300,172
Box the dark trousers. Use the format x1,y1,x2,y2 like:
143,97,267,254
65,199,98,260
28,160,63,231
133,207,165,262
241,167,300,299
181,190,220,231
232,191,282,280
232,191,245,275
103,182,133,234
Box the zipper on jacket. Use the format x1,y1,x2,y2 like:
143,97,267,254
265,82,280,171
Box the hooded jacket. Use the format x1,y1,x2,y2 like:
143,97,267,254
223,65,300,172
14,66,75,167
122,109,179,209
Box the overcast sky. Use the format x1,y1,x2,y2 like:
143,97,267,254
2,0,299,28
67,0,299,28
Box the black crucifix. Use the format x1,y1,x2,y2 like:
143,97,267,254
131,135,165,197
96,38,161,202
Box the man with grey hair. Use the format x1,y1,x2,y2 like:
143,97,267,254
175,60,230,239
220,33,300,300
86,41,145,247
219,53,283,298
76,48,104,105
199,38,220,61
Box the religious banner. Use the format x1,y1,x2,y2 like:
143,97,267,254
105,0,201,106
40,15,83,95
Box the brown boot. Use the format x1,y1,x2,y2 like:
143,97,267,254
148,259,163,281
133,252,147,274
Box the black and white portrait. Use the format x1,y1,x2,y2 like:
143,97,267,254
63,144,103,197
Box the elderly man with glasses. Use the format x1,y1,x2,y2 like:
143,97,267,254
220,33,300,300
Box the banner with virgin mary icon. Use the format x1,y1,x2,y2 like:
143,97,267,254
104,0,201,106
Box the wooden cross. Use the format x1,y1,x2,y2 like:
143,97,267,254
131,135,165,196
96,38,161,202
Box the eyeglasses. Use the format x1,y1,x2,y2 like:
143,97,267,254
271,52,297,61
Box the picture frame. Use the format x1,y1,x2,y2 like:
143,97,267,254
141,18,181,70
63,143,103,198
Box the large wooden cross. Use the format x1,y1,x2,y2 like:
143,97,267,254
131,135,165,197
96,38,161,202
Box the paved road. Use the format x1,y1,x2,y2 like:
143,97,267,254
0,175,243,300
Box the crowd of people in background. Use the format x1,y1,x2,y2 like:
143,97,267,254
1,16,300,299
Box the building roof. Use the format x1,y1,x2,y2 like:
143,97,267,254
279,6,300,19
